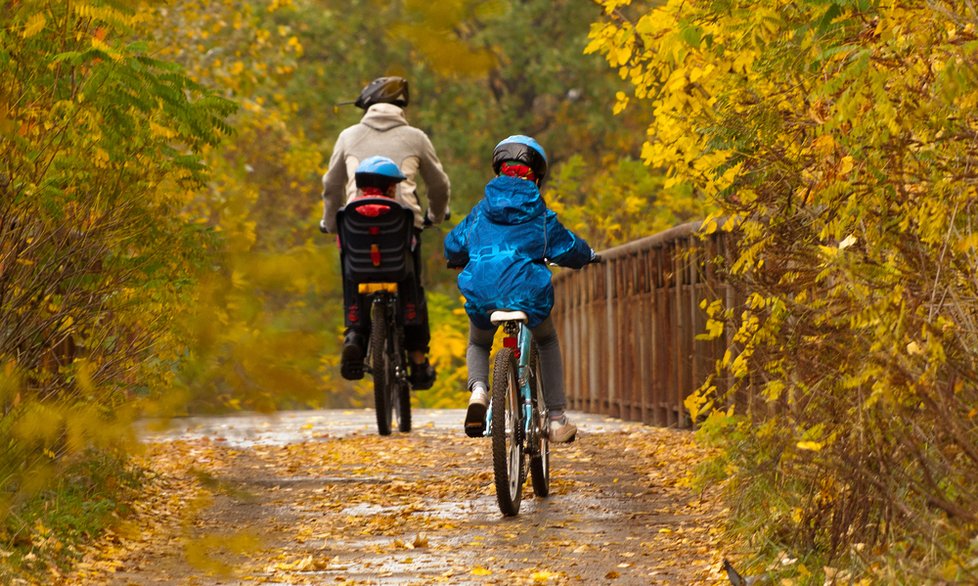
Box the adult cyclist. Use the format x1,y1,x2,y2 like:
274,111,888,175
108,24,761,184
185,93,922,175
320,76,451,390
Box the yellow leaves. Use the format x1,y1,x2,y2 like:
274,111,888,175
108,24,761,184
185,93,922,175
613,90,630,115
268,0,295,11
92,147,110,168
597,0,633,15
90,36,122,61
0,362,21,406
22,13,47,39
531,569,560,582
684,390,715,423
838,155,855,176
265,554,330,572
796,441,823,451
471,566,493,576
73,3,136,28
186,532,262,575
286,35,303,56
811,134,837,157
12,402,63,445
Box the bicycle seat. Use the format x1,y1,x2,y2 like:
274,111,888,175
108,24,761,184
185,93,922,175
490,310,528,324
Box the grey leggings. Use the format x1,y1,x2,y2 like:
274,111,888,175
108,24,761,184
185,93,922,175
466,316,566,412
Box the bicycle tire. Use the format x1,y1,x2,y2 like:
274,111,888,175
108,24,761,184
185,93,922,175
491,347,525,516
372,302,393,436
528,346,550,498
396,378,412,433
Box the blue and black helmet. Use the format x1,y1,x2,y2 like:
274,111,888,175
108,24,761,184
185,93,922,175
492,135,548,181
354,155,406,189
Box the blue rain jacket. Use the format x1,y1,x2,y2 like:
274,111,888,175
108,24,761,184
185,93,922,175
444,175,594,329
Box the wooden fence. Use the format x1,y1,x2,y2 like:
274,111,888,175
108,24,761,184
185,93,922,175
551,222,738,428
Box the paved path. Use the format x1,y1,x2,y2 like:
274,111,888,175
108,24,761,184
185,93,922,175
76,409,727,585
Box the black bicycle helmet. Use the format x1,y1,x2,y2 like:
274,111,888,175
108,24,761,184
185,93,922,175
354,76,409,110
491,135,548,182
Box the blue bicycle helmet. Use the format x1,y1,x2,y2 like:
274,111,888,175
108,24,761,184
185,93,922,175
492,135,548,181
355,156,406,189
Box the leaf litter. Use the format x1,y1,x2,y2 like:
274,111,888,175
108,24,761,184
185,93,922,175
67,412,730,584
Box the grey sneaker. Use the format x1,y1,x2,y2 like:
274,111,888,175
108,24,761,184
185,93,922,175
548,414,577,443
464,384,489,438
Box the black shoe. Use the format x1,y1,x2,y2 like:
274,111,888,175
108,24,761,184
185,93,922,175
409,359,436,390
340,332,365,380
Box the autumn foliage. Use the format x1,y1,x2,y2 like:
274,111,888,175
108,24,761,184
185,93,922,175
589,0,978,581
0,0,235,573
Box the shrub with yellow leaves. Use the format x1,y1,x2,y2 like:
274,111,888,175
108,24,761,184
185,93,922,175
590,0,978,582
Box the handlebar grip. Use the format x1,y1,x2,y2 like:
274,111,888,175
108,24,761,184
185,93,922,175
591,253,603,264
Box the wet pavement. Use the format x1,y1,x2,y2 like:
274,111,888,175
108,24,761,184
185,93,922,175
86,409,726,585
138,409,642,447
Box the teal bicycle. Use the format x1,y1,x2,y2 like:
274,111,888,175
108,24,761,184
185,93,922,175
484,310,550,516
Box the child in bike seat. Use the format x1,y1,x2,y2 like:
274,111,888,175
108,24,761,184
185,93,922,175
335,155,433,388
444,135,596,443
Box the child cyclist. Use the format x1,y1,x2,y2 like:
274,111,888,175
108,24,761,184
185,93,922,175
444,135,597,443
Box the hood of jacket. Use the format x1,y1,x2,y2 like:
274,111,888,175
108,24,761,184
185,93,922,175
360,103,408,132
482,175,545,225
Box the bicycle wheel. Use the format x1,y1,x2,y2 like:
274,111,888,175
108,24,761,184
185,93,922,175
491,347,525,516
528,346,550,498
371,302,393,436
395,348,412,433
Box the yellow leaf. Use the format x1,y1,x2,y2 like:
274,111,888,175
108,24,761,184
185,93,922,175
531,570,558,582
471,567,492,576
796,441,823,451
22,13,47,39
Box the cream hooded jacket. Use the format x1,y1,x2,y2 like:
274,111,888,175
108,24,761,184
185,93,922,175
321,103,451,232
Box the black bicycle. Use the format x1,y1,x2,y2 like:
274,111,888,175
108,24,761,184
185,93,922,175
336,198,417,436
359,283,410,435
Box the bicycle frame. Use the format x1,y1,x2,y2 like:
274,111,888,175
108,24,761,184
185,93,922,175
486,320,541,454
360,283,411,435
362,286,407,382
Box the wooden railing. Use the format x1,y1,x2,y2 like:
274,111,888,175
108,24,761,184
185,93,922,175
552,222,738,428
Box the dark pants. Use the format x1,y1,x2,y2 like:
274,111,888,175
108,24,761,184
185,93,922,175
343,229,430,354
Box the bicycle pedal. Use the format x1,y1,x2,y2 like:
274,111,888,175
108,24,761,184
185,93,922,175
464,422,485,438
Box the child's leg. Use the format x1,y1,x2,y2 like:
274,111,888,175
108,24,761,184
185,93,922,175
464,318,495,437
531,316,577,442
466,319,495,390
530,316,566,413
